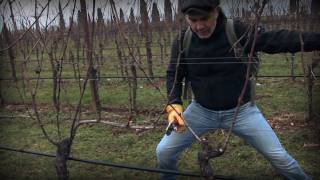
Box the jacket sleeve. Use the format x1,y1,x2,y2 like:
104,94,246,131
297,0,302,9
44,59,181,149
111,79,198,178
234,19,320,54
255,30,320,53
166,35,186,105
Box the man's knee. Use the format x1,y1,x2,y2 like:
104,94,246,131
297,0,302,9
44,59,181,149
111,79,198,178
156,141,179,170
156,142,164,159
156,141,172,162
265,149,310,179
265,149,296,167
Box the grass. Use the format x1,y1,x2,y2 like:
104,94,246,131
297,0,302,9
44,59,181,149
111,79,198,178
0,117,319,179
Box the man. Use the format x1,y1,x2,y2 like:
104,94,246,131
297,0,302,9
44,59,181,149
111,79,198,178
156,0,319,179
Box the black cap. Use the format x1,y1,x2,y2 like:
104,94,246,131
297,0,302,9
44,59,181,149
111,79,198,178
181,0,220,16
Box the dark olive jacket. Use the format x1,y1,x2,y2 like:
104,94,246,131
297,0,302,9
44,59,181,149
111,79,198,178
167,11,320,110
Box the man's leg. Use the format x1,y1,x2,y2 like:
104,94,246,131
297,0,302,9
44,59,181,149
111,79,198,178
156,101,218,180
222,103,310,180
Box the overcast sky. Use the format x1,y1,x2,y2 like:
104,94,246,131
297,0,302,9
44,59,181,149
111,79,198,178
0,0,173,30
0,0,312,31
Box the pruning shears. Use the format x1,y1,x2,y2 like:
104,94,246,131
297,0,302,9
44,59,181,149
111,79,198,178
165,121,178,136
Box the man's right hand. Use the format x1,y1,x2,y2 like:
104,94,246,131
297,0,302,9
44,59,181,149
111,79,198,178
166,104,186,132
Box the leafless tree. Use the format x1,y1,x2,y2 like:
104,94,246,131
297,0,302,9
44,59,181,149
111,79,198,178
140,0,154,79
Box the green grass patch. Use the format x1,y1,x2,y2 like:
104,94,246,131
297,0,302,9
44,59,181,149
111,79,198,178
0,116,319,179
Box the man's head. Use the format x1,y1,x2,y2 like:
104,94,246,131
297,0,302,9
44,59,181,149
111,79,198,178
181,0,220,39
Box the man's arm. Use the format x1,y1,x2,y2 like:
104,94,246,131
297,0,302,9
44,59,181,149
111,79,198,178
234,19,320,54
255,30,320,53
166,35,186,105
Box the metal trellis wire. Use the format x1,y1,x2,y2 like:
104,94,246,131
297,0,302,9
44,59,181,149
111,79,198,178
0,144,237,180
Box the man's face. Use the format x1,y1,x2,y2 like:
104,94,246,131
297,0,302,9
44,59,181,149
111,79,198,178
185,8,219,39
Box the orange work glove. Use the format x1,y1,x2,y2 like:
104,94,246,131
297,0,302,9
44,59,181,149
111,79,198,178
166,104,186,132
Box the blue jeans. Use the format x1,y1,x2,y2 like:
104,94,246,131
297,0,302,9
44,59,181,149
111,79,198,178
156,101,310,180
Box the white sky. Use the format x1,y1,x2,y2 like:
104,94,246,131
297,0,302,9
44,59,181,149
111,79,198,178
0,0,174,30
0,0,312,31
